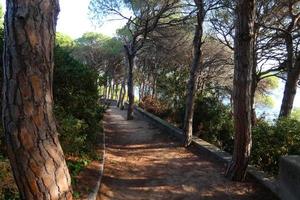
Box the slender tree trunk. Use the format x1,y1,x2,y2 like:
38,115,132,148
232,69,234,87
107,80,111,101
121,85,127,110
141,82,145,99
3,1,73,199
183,0,204,147
118,72,127,108
225,0,256,181
250,31,259,126
250,76,258,125
152,79,157,98
117,85,123,107
125,49,135,120
279,36,300,118
111,82,115,100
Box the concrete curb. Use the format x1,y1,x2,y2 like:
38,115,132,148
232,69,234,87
87,119,106,200
133,106,281,199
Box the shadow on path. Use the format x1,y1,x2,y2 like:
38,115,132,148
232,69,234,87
98,107,277,200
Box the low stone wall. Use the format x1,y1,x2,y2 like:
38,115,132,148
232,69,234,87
134,106,185,141
115,103,300,200
278,156,300,200
132,105,281,199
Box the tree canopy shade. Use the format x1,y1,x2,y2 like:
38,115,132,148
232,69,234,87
89,0,184,119
2,1,73,199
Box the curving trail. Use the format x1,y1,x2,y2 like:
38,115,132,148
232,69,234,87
98,107,276,200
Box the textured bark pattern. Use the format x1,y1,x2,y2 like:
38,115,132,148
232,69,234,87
183,0,204,147
3,1,72,199
225,0,256,181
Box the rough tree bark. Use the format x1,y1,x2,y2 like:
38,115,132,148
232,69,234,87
250,29,259,126
225,0,256,181
183,0,204,147
279,36,300,118
3,0,73,199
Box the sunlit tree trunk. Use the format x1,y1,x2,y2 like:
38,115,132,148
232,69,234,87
107,79,112,101
183,0,204,147
225,0,256,181
3,1,73,199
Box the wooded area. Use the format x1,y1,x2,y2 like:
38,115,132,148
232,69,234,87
0,0,299,199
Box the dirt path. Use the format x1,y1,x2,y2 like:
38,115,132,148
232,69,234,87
98,107,276,200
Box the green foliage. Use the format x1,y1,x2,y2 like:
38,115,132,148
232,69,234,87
0,188,20,200
54,44,105,156
75,32,110,46
56,32,75,48
156,67,189,110
255,77,279,108
251,118,300,174
291,107,300,121
182,95,234,153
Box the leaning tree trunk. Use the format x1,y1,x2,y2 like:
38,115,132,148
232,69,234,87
279,37,300,118
3,1,73,199
279,56,300,118
183,0,204,147
225,0,256,181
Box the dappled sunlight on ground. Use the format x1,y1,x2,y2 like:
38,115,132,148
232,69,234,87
98,107,277,200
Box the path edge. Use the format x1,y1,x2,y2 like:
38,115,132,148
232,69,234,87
87,115,107,200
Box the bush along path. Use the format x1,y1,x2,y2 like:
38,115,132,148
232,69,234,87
98,107,278,200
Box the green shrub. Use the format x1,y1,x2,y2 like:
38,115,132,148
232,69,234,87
192,96,234,152
251,118,300,174
53,45,105,156
174,95,234,153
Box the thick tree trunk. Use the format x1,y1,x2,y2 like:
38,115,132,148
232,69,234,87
279,36,300,118
225,0,256,181
125,51,135,120
3,1,73,199
183,0,204,147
